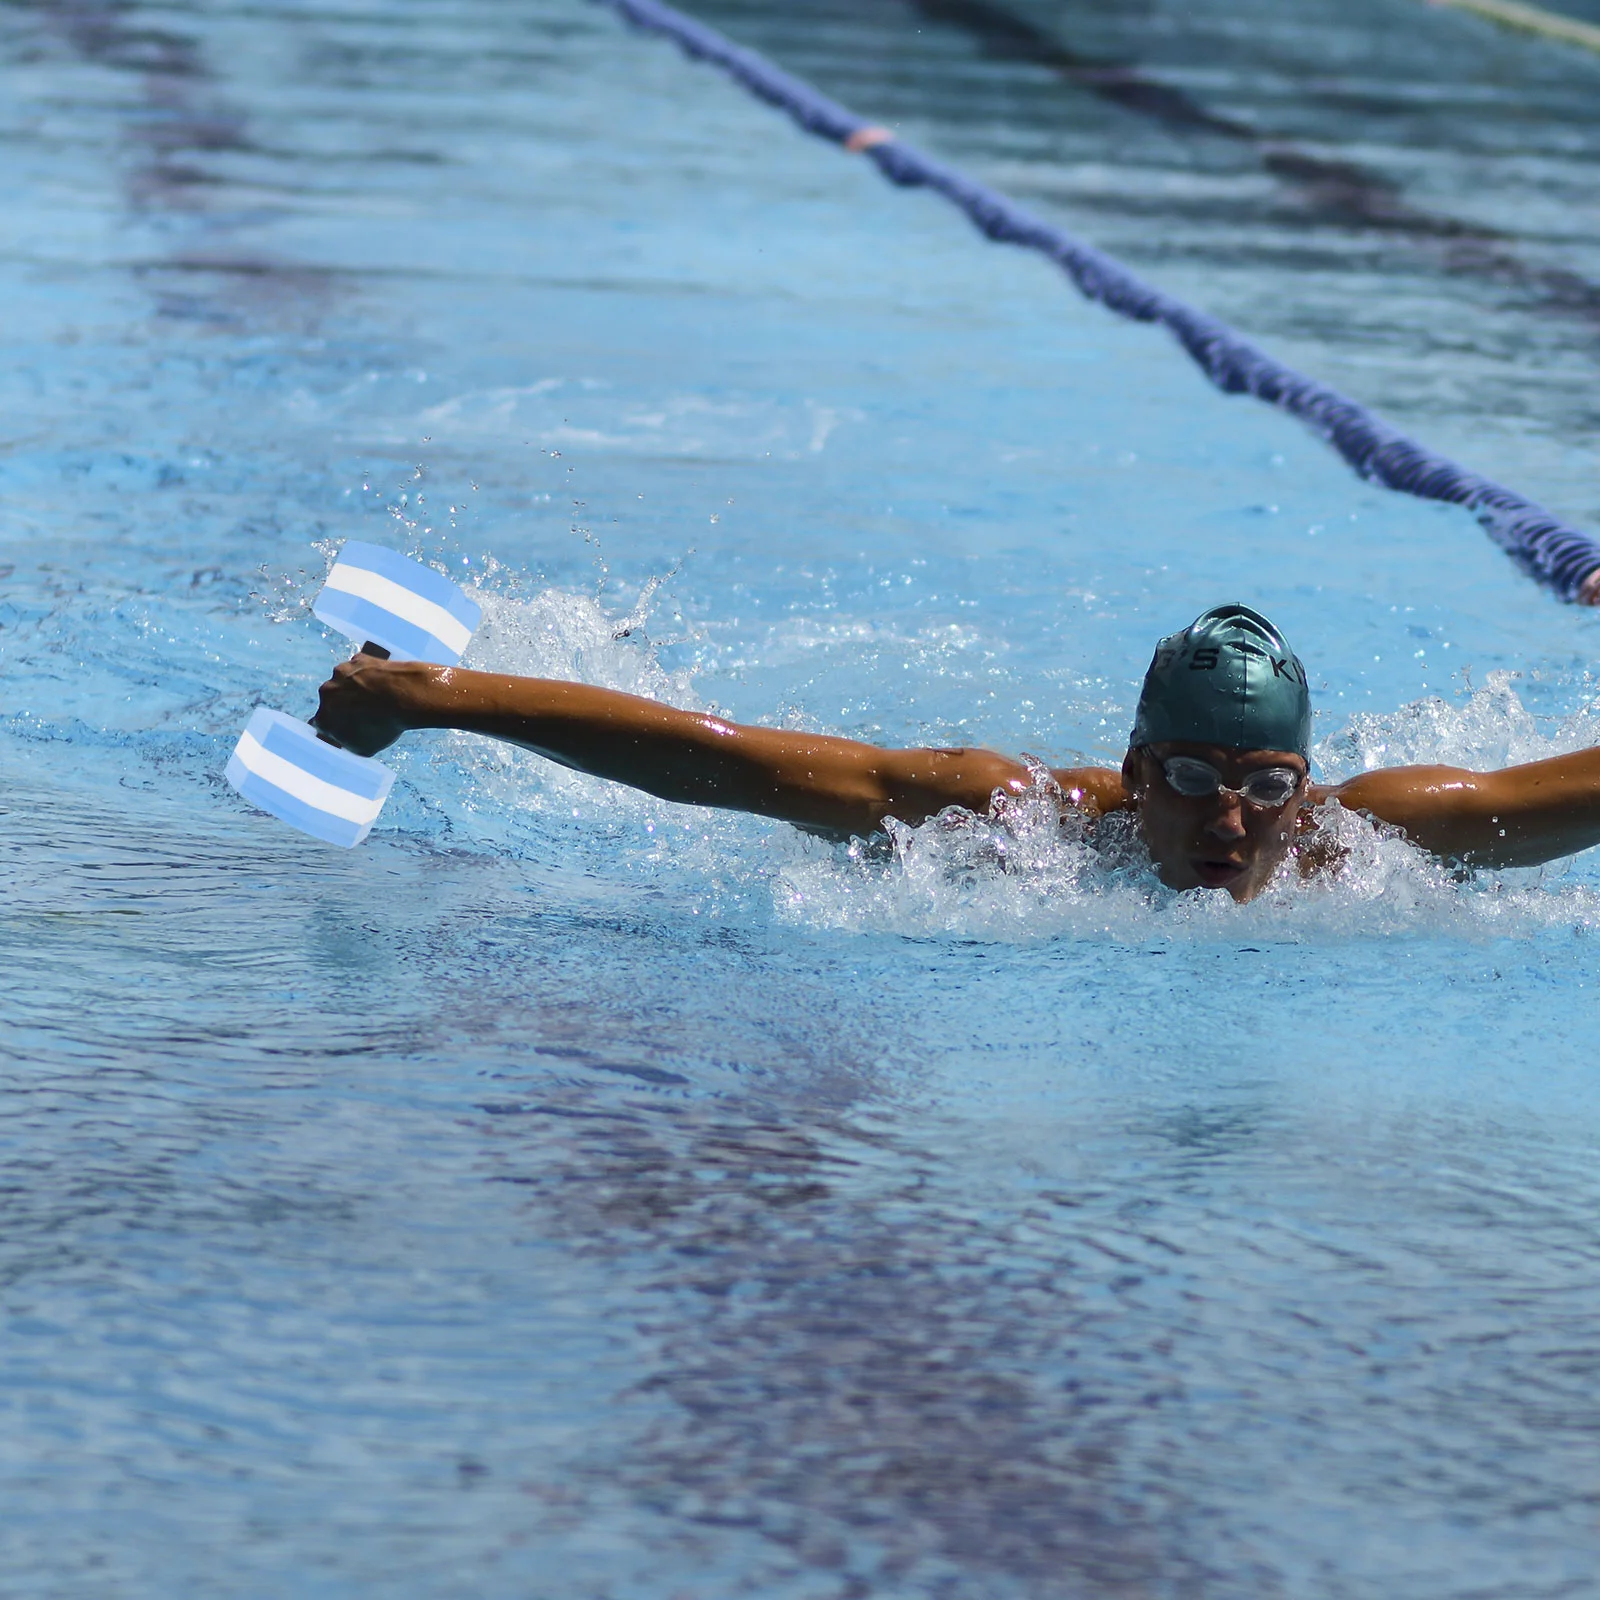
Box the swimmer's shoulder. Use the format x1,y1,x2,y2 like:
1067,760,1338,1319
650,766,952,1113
1049,766,1129,816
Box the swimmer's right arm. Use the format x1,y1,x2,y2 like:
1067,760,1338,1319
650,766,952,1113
313,655,1125,834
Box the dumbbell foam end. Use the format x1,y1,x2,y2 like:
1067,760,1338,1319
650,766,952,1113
227,708,395,847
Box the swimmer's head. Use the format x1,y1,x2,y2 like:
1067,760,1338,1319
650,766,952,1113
1123,604,1312,902
1130,603,1310,758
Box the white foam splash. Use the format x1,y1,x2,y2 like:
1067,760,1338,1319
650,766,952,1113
774,775,1600,945
1316,668,1600,778
404,381,861,460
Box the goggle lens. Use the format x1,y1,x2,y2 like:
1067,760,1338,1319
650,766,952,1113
1159,757,1301,809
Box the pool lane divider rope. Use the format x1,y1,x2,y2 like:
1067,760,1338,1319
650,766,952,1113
598,0,1600,605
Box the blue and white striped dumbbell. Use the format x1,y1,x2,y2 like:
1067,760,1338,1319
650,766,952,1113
226,541,481,847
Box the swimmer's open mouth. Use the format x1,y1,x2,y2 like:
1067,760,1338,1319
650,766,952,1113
1193,859,1247,888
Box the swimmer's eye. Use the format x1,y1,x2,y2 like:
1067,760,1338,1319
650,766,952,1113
1159,757,1301,809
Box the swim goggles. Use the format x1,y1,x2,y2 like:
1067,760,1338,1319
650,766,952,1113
1157,756,1303,810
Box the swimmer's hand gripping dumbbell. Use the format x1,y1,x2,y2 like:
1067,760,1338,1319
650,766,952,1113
226,542,481,846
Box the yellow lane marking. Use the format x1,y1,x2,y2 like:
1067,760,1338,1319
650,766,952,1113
1429,0,1600,54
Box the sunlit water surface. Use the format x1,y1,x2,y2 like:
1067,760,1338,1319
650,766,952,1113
5,1,1600,1595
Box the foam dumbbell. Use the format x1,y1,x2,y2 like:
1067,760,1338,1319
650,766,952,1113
226,541,481,847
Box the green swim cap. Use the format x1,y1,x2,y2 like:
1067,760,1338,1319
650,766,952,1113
1131,603,1311,757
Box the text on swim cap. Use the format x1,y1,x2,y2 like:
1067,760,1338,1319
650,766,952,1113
1153,640,1306,684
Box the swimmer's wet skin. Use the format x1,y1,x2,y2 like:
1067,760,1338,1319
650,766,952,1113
312,602,1600,902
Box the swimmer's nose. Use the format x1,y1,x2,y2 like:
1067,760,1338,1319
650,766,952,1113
1204,795,1248,840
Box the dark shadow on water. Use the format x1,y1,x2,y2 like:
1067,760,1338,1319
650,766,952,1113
35,0,345,331
480,1075,1264,1597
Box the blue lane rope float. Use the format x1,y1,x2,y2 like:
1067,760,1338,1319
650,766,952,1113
597,0,1600,605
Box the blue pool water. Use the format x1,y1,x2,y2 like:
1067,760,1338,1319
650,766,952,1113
5,0,1600,1593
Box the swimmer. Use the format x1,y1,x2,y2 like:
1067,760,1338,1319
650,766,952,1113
312,602,1600,901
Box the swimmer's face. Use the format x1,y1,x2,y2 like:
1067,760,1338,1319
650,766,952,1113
1121,741,1309,903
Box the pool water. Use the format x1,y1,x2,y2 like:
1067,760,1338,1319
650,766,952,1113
5,0,1600,1594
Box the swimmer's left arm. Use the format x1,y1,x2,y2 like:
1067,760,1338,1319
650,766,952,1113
1321,747,1600,869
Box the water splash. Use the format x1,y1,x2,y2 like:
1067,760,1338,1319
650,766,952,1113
776,771,1600,945
1315,667,1600,777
